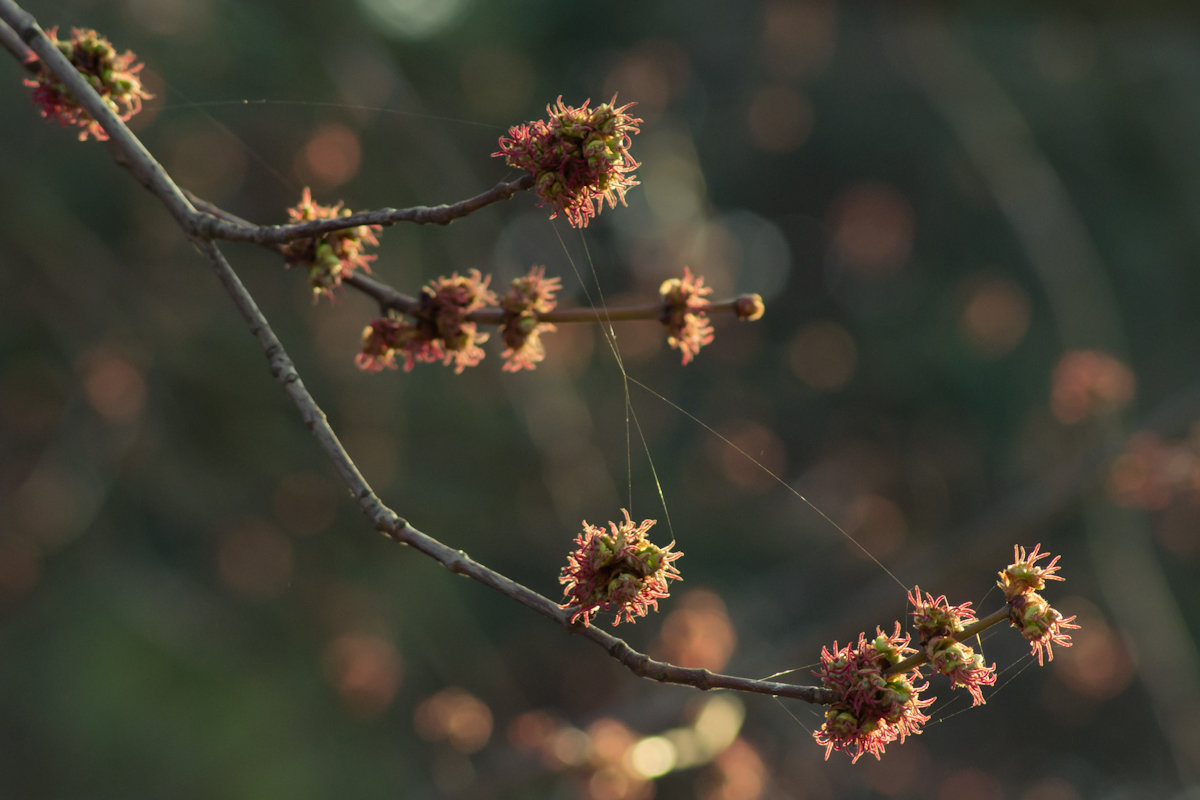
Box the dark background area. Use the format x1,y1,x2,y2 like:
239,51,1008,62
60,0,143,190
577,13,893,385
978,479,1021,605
2,1,1199,798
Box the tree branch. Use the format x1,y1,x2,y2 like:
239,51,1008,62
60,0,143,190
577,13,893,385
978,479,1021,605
344,271,760,325
185,191,760,330
192,174,536,243
0,15,30,66
3,0,831,706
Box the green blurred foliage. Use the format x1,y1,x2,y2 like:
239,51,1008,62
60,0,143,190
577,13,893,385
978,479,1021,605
3,1,1200,798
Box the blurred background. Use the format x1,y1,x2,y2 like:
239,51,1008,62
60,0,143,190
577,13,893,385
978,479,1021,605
2,1,1199,797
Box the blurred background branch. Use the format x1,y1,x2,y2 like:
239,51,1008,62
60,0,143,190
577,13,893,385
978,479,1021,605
890,13,1200,784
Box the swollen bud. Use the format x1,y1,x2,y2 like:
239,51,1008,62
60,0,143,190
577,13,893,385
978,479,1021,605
734,294,766,321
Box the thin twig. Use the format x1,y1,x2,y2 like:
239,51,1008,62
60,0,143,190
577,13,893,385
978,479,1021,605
344,272,759,325
192,174,536,243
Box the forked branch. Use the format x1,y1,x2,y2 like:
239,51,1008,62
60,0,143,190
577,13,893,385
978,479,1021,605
0,0,831,706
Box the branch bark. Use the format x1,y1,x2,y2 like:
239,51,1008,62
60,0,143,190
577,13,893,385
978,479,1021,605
193,174,537,242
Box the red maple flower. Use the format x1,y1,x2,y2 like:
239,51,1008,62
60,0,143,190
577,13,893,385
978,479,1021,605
998,545,1077,665
354,270,497,373
23,27,152,141
907,586,996,706
1008,591,1079,666
500,266,563,372
998,543,1065,602
494,96,641,228
659,267,715,364
925,637,996,706
355,317,403,372
419,269,497,373
559,509,682,627
812,623,934,763
282,188,381,300
908,586,977,637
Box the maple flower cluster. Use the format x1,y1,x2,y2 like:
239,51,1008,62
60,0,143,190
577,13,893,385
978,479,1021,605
282,188,381,300
353,262,739,373
494,95,642,228
1000,544,1079,665
659,267,716,365
909,587,996,707
558,509,683,627
812,624,934,764
499,266,563,372
356,269,498,374
813,544,1076,763
23,27,152,141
